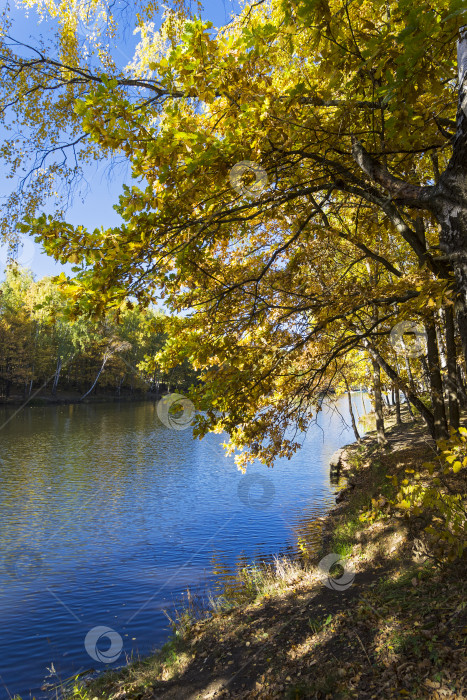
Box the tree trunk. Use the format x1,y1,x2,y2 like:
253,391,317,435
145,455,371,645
350,31,467,374
117,374,125,397
81,354,109,400
425,317,448,439
405,356,416,392
395,359,414,418
344,378,361,443
52,356,62,396
435,316,449,404
371,359,387,446
366,342,435,438
456,365,467,408
394,385,402,424
361,386,367,414
420,356,431,394
403,389,415,418
434,29,467,371
444,305,460,429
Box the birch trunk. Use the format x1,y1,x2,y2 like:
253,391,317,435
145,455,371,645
81,355,109,400
344,378,361,443
395,385,402,425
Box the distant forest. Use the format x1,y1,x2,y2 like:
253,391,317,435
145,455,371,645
0,266,197,403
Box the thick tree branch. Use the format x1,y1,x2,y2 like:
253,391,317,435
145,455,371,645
351,136,437,208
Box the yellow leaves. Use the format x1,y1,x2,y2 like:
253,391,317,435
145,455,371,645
398,499,411,509
4,0,466,482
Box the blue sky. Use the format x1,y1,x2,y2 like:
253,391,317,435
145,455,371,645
0,0,241,279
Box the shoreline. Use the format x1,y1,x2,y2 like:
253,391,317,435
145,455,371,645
0,393,166,408
67,405,467,699
70,423,378,697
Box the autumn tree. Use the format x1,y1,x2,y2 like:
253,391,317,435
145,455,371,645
2,0,467,462
0,266,191,400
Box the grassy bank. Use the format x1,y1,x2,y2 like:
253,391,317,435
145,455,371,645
58,408,466,699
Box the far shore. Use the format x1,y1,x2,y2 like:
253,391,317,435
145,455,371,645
0,391,169,408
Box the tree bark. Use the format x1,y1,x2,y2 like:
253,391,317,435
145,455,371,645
344,377,361,443
425,316,448,439
435,316,448,403
371,359,387,446
444,304,460,429
52,356,62,396
394,385,402,425
81,354,109,400
456,365,467,408
420,355,431,394
423,30,467,369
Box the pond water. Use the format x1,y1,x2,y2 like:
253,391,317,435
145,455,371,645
0,393,368,698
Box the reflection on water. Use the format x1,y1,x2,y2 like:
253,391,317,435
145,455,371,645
0,394,367,697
